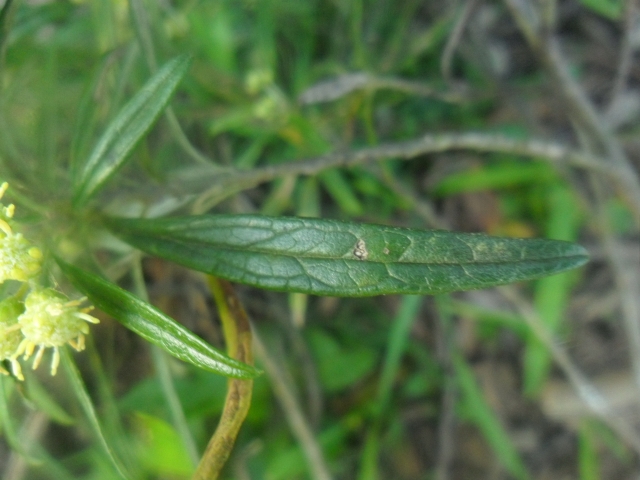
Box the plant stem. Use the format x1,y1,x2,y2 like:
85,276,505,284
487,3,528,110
191,278,254,480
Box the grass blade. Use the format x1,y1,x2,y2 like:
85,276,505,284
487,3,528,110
358,295,423,480
454,354,530,480
524,185,583,395
60,347,130,479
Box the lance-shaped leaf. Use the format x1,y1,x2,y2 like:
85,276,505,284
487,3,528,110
105,215,588,297
56,259,260,379
72,55,191,208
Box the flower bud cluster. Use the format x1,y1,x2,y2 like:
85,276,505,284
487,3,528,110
0,183,42,283
0,183,98,380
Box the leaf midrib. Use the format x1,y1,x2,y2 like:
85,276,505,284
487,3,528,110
141,232,585,266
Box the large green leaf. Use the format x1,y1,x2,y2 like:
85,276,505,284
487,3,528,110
72,55,191,208
56,259,260,379
105,215,588,297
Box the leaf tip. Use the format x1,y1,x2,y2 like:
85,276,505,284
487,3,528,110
564,242,589,268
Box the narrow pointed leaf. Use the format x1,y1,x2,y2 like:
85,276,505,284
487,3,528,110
60,348,130,480
56,259,260,379
105,215,589,297
72,55,191,207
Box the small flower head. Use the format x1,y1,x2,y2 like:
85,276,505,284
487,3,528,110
17,288,99,376
0,297,25,379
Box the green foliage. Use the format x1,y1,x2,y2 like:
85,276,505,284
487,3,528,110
524,185,583,395
133,412,194,477
577,0,624,19
579,421,601,480
454,354,531,480
358,295,423,479
0,1,604,478
430,160,558,197
307,328,377,392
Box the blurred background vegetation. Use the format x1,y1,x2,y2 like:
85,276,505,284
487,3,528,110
1,0,640,479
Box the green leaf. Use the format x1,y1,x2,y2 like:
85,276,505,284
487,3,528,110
72,55,191,208
319,169,363,216
55,259,261,379
105,214,589,297
579,422,601,480
133,412,194,477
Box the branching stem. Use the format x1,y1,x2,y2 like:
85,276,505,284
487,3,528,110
192,132,632,213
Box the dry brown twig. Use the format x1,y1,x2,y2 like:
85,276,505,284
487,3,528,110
188,132,631,214
297,72,463,106
500,286,640,455
504,0,640,221
606,0,638,113
441,0,480,83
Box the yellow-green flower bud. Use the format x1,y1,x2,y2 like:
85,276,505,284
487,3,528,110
0,183,42,284
0,297,25,379
17,288,99,376
0,182,15,237
0,233,43,283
